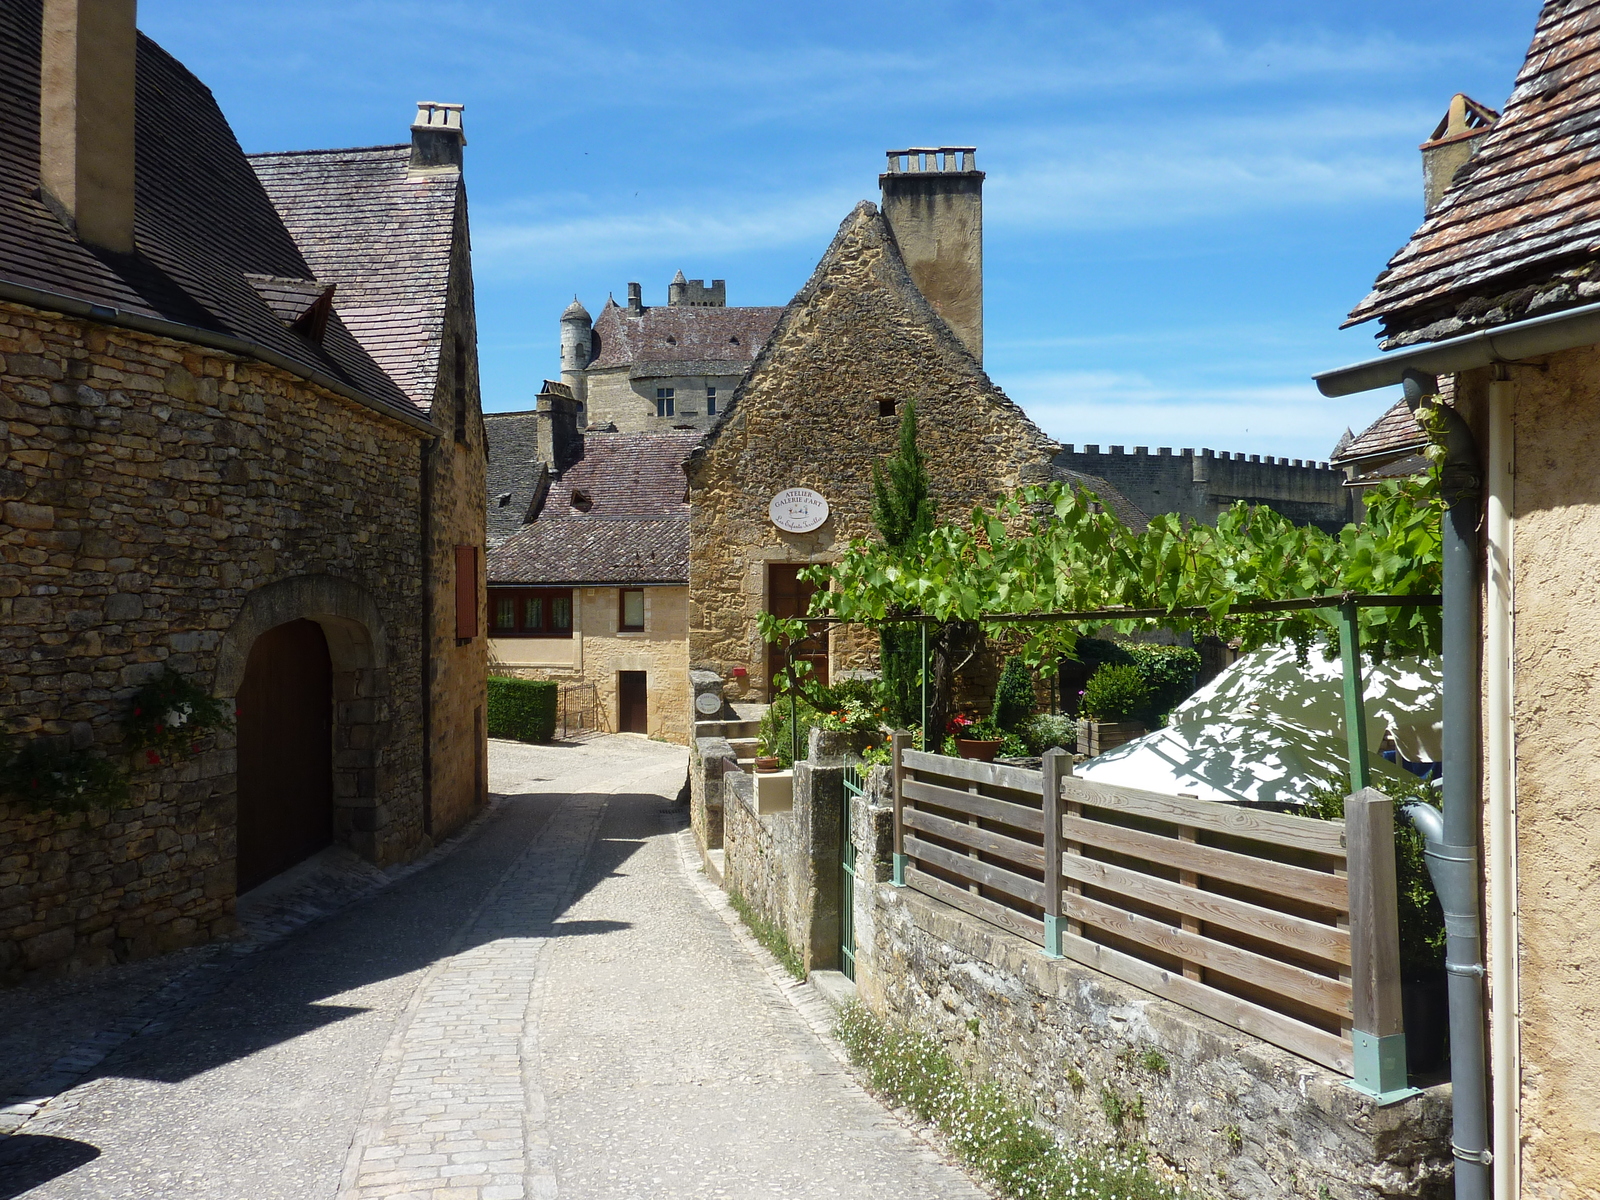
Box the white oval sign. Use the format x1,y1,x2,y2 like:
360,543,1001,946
695,691,723,715
768,488,829,534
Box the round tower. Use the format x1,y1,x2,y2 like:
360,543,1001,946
559,296,592,402
667,269,688,307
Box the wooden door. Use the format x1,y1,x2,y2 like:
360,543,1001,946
617,671,648,733
236,619,334,894
766,563,829,700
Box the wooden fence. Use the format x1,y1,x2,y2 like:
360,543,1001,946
890,735,1407,1078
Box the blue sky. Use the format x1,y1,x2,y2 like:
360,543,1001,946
139,1,1543,462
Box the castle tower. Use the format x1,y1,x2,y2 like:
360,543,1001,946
559,296,592,402
880,147,984,362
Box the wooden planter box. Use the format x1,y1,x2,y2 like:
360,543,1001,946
1077,719,1146,757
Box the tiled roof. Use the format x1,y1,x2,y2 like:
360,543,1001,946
484,410,542,547
1348,1,1600,336
1053,466,1150,532
250,144,460,413
589,302,784,375
0,4,414,418
486,430,704,584
1330,399,1428,464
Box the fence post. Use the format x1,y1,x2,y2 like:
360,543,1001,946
1041,748,1067,958
891,729,912,886
1346,787,1418,1103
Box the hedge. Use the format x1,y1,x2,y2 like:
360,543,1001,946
486,676,558,742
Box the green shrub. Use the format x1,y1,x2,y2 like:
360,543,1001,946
992,655,1035,731
486,676,558,742
1079,664,1151,722
759,693,819,767
1025,712,1077,755
1123,645,1202,726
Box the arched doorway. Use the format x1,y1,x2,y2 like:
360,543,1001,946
235,618,334,894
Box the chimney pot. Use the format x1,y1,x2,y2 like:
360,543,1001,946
410,101,465,170
40,0,138,254
626,282,643,314
880,145,985,361
1421,92,1498,214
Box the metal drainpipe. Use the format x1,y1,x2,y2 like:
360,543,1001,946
1398,369,1490,1200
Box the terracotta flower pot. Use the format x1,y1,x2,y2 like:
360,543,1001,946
754,755,782,773
955,738,1003,762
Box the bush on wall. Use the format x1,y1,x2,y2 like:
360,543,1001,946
486,677,558,742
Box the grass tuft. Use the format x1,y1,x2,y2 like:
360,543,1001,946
726,889,806,980
836,1003,1183,1200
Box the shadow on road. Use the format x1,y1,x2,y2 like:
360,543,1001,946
0,1134,100,1198
40,791,657,1090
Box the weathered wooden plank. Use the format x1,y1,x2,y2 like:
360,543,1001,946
1060,776,1346,858
1060,815,1349,911
902,778,1044,834
1055,931,1353,1075
1345,788,1404,1038
1061,892,1352,1018
905,835,1045,908
1043,750,1068,940
892,731,912,862
1058,854,1351,966
906,867,1046,946
904,749,1044,796
904,808,1045,871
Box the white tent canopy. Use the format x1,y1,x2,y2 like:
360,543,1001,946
1076,642,1442,807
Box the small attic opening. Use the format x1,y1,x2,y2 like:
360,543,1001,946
497,493,513,507
570,488,594,512
878,399,897,417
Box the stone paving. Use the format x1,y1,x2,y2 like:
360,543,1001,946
1,735,984,1199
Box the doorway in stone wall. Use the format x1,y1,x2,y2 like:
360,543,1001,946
617,671,648,734
236,618,334,894
766,563,829,701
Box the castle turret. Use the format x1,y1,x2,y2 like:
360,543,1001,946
559,296,592,402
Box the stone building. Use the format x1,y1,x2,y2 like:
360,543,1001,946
1315,5,1600,1191
1329,399,1430,492
558,275,783,433
0,0,486,981
684,149,1060,709
487,395,700,743
1053,443,1355,534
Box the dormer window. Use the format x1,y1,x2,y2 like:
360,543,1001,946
729,335,740,345
571,488,594,512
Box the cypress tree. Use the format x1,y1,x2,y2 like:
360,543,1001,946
872,400,933,727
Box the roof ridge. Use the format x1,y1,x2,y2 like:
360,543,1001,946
246,143,410,160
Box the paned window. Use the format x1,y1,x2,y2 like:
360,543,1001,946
655,387,675,418
619,588,645,631
707,386,717,415
488,587,574,638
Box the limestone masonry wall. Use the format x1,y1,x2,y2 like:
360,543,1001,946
0,301,430,981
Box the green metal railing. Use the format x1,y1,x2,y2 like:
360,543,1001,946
840,766,863,981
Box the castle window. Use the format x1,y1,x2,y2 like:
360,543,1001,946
620,588,646,632
879,399,896,417
655,387,675,418
707,387,717,415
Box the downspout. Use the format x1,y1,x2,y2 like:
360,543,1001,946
1485,377,1520,1198
1398,369,1489,1200
420,437,437,837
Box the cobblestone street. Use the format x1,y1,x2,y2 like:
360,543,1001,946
1,736,984,1200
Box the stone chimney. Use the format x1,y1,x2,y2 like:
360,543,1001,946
626,281,643,315
410,101,465,170
535,380,583,473
1421,94,1498,214
39,0,138,254
880,147,984,362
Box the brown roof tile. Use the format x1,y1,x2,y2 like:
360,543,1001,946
0,3,414,417
248,145,460,412
589,302,784,375
1349,1,1600,335
1330,399,1428,464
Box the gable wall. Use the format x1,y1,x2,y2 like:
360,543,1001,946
686,205,1056,703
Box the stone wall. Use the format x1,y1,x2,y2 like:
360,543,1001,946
1467,349,1600,1195
837,767,1453,1199
581,366,741,434
0,301,433,980
685,201,1058,701
1055,444,1355,534
489,585,690,742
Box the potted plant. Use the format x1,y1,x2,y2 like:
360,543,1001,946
1076,663,1151,757
952,714,1005,762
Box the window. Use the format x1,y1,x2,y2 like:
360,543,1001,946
454,545,479,640
655,387,675,418
878,399,896,417
488,587,574,637
619,588,645,631
707,386,717,415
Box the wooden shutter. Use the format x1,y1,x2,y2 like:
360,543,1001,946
455,545,478,639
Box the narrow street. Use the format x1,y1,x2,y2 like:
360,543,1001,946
2,736,984,1200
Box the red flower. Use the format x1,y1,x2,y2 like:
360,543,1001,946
133,706,142,717
190,742,200,753
146,750,160,765
154,723,163,734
